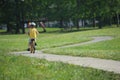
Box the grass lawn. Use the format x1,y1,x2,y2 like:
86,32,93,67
0,53,120,80
42,27,120,60
0,26,120,80
44,37,120,60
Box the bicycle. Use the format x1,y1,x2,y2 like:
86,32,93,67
30,39,35,53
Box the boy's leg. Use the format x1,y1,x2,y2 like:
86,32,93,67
35,42,37,46
27,39,31,51
31,39,35,53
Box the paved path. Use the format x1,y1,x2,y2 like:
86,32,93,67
13,36,120,74
53,36,113,48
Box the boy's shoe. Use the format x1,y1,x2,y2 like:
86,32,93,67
35,43,37,46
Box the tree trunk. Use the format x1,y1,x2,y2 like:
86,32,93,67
76,19,79,30
15,23,20,34
116,12,119,27
108,16,112,26
81,19,84,27
7,22,11,33
21,22,25,34
15,0,20,34
60,18,63,28
21,1,25,34
93,17,96,27
98,16,102,29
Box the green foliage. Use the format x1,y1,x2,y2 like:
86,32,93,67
0,0,120,33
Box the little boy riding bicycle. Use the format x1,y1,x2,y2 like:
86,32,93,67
27,22,39,52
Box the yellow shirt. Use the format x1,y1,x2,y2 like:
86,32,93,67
29,28,38,38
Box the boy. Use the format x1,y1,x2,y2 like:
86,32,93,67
27,22,39,51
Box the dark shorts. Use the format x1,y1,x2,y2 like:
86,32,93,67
29,38,37,46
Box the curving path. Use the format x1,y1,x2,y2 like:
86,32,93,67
13,36,120,74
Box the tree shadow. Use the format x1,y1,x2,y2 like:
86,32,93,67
0,27,99,35
40,27,99,34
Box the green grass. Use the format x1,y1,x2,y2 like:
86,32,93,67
0,26,120,80
44,37,120,60
0,53,120,80
42,27,120,60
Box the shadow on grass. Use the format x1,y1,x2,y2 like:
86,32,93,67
0,31,20,35
0,27,99,35
0,31,11,35
39,27,99,34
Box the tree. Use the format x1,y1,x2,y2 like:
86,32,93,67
111,0,120,27
0,0,17,33
0,0,119,33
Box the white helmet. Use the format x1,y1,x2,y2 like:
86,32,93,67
30,22,36,26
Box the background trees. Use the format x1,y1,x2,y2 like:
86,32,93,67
0,0,119,33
